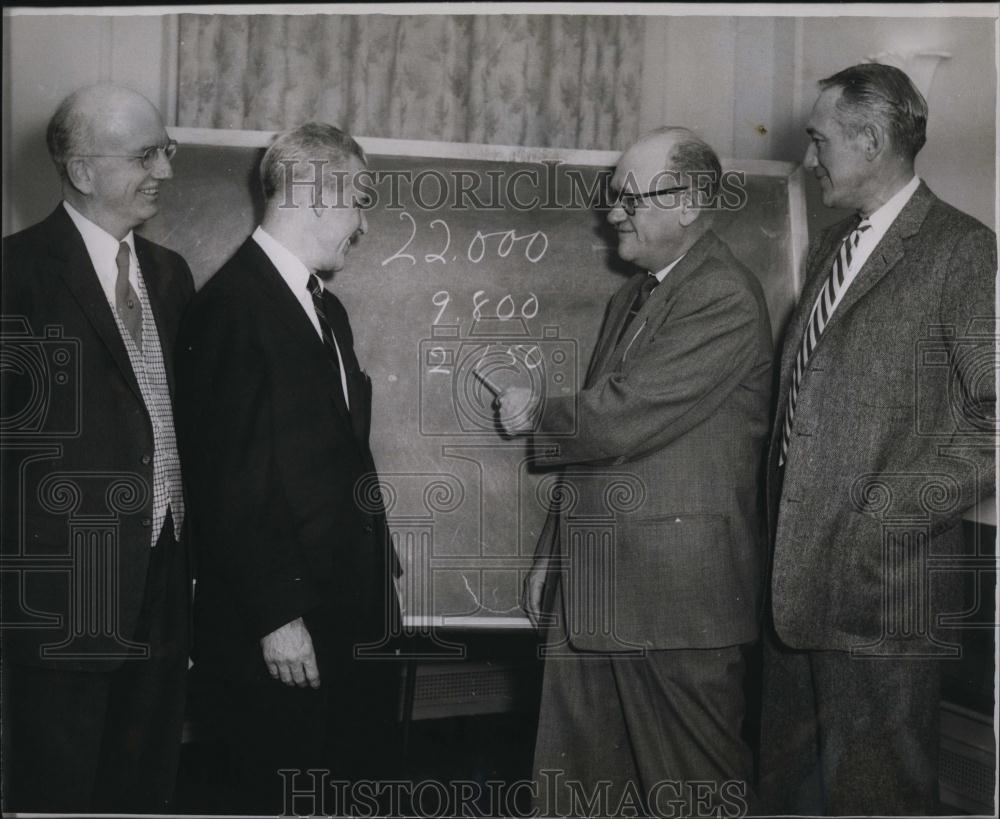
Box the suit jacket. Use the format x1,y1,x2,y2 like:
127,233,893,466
767,182,996,652
1,205,194,671
175,237,400,682
532,229,773,651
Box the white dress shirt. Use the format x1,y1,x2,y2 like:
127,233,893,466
651,252,686,283
63,200,139,311
252,226,350,408
825,175,920,320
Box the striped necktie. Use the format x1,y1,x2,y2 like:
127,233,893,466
616,273,659,347
779,219,871,465
306,273,350,414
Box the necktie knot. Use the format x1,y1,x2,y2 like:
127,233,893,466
637,274,658,309
306,273,322,299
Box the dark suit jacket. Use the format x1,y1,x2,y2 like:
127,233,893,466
532,229,773,651
175,237,400,682
1,205,194,671
767,183,996,652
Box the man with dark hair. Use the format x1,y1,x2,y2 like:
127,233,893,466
760,63,995,815
499,127,772,816
175,122,401,813
1,84,193,813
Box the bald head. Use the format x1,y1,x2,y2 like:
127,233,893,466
633,127,722,208
609,127,722,271
47,84,173,239
46,85,163,181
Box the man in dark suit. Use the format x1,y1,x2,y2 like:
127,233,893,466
499,128,773,817
1,85,193,812
760,64,996,816
176,122,401,814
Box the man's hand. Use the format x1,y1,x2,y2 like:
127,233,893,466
521,558,551,629
497,385,540,436
261,617,321,688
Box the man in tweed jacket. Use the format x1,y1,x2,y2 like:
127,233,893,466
500,127,773,817
759,64,996,815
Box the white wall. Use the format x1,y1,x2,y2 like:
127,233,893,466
2,13,174,235
3,11,996,238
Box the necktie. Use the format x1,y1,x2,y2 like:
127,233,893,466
616,273,659,347
779,219,872,465
306,274,350,414
115,241,142,349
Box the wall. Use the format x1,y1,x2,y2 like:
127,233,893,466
2,11,996,238
2,13,175,235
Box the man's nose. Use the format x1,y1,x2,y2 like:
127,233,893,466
151,149,173,180
358,209,368,235
803,142,817,170
607,202,626,225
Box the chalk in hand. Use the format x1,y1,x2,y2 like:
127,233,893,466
472,368,502,397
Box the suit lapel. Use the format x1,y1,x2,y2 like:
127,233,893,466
44,207,144,404
242,239,357,434
324,291,370,444
798,183,934,370
821,184,932,337
587,276,643,384
598,230,724,376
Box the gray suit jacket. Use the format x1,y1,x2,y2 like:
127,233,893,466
767,182,996,652
532,229,773,651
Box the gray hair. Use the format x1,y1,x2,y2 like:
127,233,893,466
819,63,928,162
260,122,366,203
669,133,722,209
46,93,95,181
640,127,723,209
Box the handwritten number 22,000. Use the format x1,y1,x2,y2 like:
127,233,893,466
381,212,547,267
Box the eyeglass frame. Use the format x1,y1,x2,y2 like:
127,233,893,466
72,138,179,171
613,185,689,216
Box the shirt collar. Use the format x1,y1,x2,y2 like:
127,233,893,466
650,253,686,283
63,201,136,301
252,225,313,293
862,175,920,233
63,200,136,265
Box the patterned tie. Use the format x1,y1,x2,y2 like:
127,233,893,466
306,274,350,414
779,219,872,465
115,241,142,349
616,273,659,347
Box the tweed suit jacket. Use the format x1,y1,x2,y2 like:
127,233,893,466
767,182,996,652
1,205,194,671
175,238,401,682
532,229,773,652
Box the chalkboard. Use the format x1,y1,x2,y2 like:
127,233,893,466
142,127,807,628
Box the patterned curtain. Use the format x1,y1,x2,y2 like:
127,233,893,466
177,14,645,150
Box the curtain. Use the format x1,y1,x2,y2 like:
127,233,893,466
177,14,645,151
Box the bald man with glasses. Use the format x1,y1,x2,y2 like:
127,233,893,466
498,128,773,817
1,84,194,813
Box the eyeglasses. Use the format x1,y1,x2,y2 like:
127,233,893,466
74,139,178,170
614,186,688,215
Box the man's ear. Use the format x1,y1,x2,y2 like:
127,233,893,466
679,192,701,228
65,158,94,195
862,122,886,161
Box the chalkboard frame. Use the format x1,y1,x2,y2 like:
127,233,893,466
165,126,809,630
